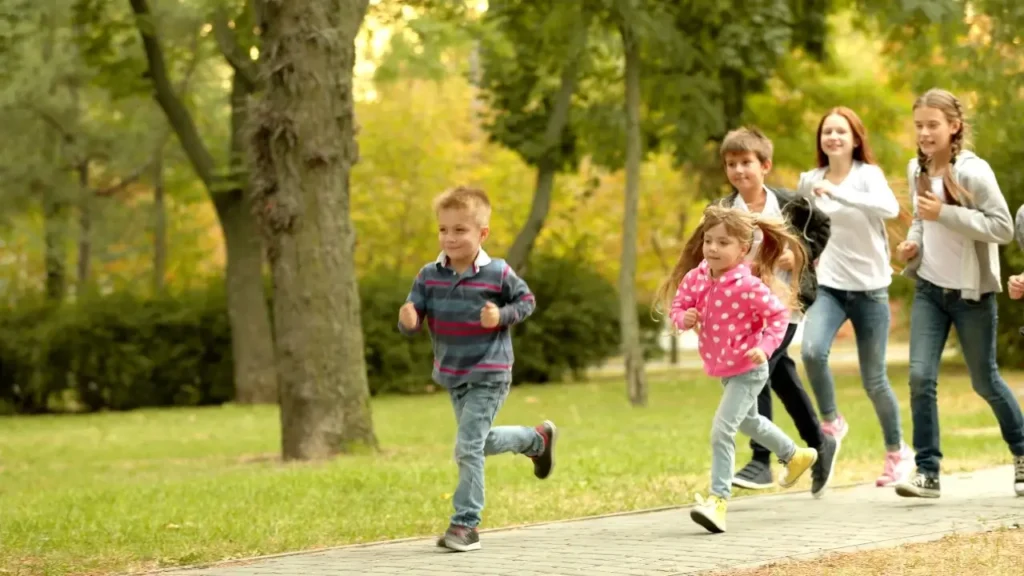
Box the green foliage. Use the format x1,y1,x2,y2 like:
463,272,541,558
0,289,232,414
513,254,661,383
0,255,663,413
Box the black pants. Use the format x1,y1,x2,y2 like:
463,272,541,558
750,323,824,464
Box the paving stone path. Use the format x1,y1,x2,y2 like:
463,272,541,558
158,465,1024,576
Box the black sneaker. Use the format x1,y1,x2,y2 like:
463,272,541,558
441,524,480,552
1014,455,1024,497
532,420,558,479
732,460,773,490
811,433,839,499
895,472,941,498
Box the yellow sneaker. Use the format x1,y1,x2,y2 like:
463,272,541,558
689,493,727,533
779,447,818,488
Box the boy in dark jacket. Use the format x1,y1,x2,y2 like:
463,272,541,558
716,127,838,498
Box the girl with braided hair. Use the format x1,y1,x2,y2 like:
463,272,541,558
894,88,1024,498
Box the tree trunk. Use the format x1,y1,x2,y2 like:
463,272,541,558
214,73,278,405
129,0,278,404
251,0,377,460
619,22,647,407
504,10,589,272
152,151,166,293
77,162,92,287
42,181,68,302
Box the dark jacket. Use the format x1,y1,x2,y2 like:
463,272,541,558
723,187,831,311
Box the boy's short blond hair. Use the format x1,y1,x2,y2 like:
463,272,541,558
433,186,492,227
720,126,774,164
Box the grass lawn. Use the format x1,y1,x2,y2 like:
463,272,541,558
2,363,1023,575
723,527,1024,575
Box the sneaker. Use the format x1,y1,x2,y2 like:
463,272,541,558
732,460,773,490
778,447,818,488
1015,455,1024,497
821,415,849,442
531,420,558,479
441,524,480,552
876,443,914,487
690,493,727,533
895,472,941,498
811,433,839,498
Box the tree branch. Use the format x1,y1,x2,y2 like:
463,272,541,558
129,0,219,193
27,104,75,145
213,4,258,89
94,163,150,197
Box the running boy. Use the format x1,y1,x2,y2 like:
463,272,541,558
398,186,558,551
718,127,839,498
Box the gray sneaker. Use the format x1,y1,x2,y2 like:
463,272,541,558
895,472,941,499
440,524,480,552
811,433,839,498
732,460,773,490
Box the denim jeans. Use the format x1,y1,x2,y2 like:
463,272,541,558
750,323,824,464
449,381,544,528
909,279,1024,475
801,285,903,449
711,363,797,498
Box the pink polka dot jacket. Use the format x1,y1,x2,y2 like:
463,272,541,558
670,260,791,378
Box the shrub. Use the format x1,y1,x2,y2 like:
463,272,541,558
0,255,656,412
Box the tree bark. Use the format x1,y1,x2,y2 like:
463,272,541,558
250,0,377,460
129,0,278,404
619,21,647,407
152,151,166,293
218,74,277,405
504,9,589,272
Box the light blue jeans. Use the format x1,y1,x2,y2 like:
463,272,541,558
711,364,797,498
449,381,544,528
801,285,903,450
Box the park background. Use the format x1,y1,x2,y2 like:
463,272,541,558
2,1,1024,574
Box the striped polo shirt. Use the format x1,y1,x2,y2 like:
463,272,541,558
399,249,536,387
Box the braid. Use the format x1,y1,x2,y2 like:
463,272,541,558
943,96,969,206
915,146,931,197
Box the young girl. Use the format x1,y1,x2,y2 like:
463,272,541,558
655,204,818,533
894,88,1024,498
796,107,913,488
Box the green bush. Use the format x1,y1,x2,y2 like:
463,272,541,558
0,255,660,413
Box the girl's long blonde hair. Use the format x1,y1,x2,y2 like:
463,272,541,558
653,203,808,318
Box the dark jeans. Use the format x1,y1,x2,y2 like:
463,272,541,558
908,279,1024,476
750,323,825,464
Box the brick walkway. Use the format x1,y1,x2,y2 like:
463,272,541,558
160,466,1024,576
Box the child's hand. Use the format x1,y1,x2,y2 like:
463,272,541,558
896,241,919,262
811,180,838,198
481,301,501,328
1010,275,1024,300
777,248,795,271
399,302,419,330
746,348,767,365
916,192,943,221
681,308,699,331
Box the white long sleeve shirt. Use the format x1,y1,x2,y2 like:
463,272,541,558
796,162,899,292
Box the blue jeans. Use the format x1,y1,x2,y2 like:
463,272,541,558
449,381,544,528
909,279,1024,475
711,364,797,498
801,286,903,449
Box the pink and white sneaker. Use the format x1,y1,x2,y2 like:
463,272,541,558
821,415,849,442
877,444,914,487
